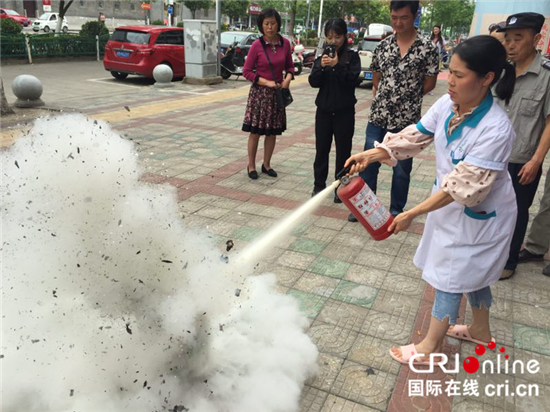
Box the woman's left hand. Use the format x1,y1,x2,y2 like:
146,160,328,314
388,211,415,234
281,77,292,89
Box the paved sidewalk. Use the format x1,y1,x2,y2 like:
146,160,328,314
2,70,549,411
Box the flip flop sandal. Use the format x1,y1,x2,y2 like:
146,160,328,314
446,324,495,346
388,343,445,366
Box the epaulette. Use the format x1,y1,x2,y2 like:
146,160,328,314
542,59,550,70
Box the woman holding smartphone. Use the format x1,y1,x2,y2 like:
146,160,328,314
309,18,361,202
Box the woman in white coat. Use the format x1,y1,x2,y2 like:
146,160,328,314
345,36,517,365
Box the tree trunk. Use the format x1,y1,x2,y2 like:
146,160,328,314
55,0,73,35
1,79,15,116
288,0,298,39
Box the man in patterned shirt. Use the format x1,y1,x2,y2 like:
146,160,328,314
349,0,439,222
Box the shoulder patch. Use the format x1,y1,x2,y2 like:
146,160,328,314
542,60,550,70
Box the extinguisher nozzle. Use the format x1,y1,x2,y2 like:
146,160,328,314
336,160,356,181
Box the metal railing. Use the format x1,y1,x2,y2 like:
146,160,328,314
1,33,110,62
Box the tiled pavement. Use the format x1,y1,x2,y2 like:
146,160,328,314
2,71,549,412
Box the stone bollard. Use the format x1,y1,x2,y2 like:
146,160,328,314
153,65,174,88
12,75,45,108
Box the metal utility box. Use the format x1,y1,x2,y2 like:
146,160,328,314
183,20,218,79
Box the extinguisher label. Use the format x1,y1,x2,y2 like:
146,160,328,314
350,185,390,230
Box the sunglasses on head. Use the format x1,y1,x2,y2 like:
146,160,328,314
489,22,506,33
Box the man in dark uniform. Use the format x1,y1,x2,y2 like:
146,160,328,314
495,12,550,280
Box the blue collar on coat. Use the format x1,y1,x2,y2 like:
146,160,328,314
444,92,493,146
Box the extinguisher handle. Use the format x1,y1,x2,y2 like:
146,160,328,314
336,160,356,180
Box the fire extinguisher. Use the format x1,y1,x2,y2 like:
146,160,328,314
336,162,394,241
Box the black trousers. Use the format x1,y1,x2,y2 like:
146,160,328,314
505,162,543,270
313,109,355,190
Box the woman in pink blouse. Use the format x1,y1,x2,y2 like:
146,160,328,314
345,36,517,366
242,8,294,180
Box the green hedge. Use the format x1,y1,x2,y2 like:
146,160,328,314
0,34,27,58
1,33,111,59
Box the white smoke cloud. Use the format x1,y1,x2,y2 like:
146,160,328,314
1,114,318,412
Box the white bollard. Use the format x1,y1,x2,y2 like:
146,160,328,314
153,64,174,88
12,75,45,108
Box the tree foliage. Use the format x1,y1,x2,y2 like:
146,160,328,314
419,0,474,36
221,0,250,22
80,21,109,36
181,0,214,19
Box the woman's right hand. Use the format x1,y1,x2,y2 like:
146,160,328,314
344,148,390,175
266,80,279,88
320,55,331,67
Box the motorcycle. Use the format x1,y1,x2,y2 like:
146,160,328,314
293,43,304,75
302,50,316,69
220,42,245,80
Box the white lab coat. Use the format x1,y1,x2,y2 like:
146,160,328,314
413,93,517,293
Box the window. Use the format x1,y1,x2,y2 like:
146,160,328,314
50,14,57,21
98,1,104,9
114,1,120,11
203,9,208,18
79,0,85,8
156,30,184,45
130,3,135,11
220,32,247,45
111,30,151,45
245,35,257,46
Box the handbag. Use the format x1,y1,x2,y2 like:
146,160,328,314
260,38,293,108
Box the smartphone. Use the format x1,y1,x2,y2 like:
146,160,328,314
323,44,336,58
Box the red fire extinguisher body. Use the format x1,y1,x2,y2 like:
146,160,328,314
338,176,394,241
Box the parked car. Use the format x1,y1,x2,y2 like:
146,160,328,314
220,31,259,56
0,8,31,26
32,12,68,33
103,26,185,80
357,36,383,85
357,24,393,85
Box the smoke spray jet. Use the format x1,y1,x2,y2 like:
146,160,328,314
1,114,318,412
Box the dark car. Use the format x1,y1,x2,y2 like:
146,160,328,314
103,26,185,80
220,31,259,56
0,8,31,26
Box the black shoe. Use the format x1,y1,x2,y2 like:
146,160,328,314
247,167,258,180
348,213,358,222
311,187,324,197
518,248,544,263
262,164,277,177
543,264,550,277
499,269,515,281
334,190,342,204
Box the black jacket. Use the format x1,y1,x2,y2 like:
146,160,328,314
308,49,361,113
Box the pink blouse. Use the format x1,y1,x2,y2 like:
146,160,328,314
375,105,498,207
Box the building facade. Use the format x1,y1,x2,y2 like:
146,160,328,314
1,0,215,22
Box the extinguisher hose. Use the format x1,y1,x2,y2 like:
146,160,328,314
335,160,356,180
